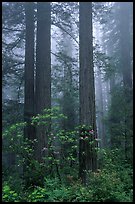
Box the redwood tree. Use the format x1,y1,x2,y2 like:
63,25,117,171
24,2,35,185
24,2,35,143
35,2,51,162
119,2,133,161
79,2,97,185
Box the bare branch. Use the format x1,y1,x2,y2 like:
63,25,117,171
52,22,79,45
2,27,23,32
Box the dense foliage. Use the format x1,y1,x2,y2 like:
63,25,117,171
2,109,133,202
3,148,133,202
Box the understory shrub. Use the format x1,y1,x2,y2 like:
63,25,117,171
2,167,133,202
2,108,133,202
88,169,132,202
2,183,20,202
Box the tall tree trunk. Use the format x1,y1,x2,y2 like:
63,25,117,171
24,2,35,148
119,2,133,161
35,2,51,162
79,2,97,185
119,3,132,89
96,68,106,148
24,2,35,185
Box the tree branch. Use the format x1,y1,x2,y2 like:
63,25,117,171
52,22,79,45
2,27,23,32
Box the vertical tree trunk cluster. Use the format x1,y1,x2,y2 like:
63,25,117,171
24,2,51,162
79,2,97,185
24,2,98,185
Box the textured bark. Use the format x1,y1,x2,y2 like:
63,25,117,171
24,2,35,185
35,2,51,162
24,2,35,143
79,2,97,185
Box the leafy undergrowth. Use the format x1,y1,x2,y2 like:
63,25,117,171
3,163,133,202
2,112,133,202
2,145,133,202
